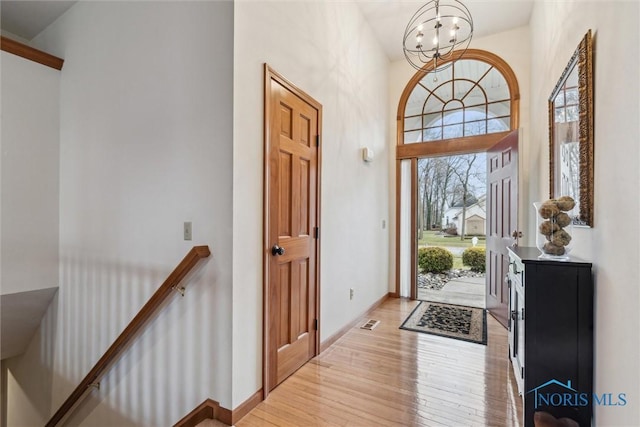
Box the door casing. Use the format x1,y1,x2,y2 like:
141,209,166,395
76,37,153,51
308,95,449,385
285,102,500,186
394,50,521,300
262,64,322,398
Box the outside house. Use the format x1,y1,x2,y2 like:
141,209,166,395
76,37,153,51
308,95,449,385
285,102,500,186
443,195,486,236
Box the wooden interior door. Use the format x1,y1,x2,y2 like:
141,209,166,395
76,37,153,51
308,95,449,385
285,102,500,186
486,130,518,327
264,65,321,394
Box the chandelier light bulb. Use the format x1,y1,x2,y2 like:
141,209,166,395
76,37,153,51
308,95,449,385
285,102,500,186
432,36,438,45
452,16,459,24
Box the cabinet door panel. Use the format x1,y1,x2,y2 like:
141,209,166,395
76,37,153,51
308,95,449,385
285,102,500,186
508,247,593,427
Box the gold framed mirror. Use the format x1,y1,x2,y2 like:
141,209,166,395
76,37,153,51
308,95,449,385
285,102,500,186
549,30,594,226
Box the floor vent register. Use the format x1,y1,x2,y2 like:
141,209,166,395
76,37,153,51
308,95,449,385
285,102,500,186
360,319,380,330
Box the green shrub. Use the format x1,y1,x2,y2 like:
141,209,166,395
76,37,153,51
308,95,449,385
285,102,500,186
418,247,454,273
462,247,486,272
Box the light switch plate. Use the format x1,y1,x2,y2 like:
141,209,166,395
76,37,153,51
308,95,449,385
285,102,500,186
184,222,192,241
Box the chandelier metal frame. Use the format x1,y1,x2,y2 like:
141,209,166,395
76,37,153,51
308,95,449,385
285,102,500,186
403,0,474,73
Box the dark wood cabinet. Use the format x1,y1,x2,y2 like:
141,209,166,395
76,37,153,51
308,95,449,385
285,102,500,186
507,246,593,427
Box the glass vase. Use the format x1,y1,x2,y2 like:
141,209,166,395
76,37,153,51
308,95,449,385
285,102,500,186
534,199,575,261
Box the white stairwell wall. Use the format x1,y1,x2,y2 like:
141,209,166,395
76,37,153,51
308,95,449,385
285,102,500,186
1,48,60,425
3,0,393,423
3,2,234,426
1,51,60,297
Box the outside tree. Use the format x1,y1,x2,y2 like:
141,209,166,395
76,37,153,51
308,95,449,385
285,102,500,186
417,153,486,240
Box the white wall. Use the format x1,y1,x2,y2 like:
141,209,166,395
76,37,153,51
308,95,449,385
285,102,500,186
233,1,390,407
5,1,235,425
388,26,532,292
529,2,640,425
1,51,60,296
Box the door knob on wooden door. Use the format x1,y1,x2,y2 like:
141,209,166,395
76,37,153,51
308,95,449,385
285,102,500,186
271,245,285,256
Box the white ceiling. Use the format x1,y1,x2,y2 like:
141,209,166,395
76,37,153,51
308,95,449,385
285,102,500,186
1,0,76,40
1,0,533,58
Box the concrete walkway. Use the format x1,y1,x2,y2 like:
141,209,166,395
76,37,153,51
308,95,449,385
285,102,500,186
418,276,486,309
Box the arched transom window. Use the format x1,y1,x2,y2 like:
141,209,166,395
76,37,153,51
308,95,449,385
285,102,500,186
394,49,520,298
400,50,519,147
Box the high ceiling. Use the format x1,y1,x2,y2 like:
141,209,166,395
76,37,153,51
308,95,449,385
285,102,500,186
1,0,533,59
357,0,534,61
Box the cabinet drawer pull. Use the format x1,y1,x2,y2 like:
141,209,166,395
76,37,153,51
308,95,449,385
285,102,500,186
509,261,520,274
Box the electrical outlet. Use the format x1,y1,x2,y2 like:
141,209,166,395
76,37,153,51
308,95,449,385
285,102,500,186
350,288,354,300
183,222,192,241
382,220,386,229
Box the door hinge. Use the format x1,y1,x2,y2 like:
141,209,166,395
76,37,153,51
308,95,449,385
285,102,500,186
315,135,320,147
314,227,319,239
313,319,318,330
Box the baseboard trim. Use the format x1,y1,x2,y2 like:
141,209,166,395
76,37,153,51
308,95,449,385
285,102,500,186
177,389,262,427
217,406,232,426
173,398,219,427
320,292,391,353
230,389,263,424
174,292,395,426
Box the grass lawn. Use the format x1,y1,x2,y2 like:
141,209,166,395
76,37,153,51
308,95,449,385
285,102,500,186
418,230,486,248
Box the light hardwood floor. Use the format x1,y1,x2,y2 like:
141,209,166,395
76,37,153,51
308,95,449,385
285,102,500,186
236,297,523,427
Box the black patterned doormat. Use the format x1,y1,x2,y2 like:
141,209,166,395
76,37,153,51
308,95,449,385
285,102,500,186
400,301,487,345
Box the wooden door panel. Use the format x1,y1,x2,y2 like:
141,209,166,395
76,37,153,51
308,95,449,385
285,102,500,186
265,69,320,393
486,130,518,327
278,264,291,348
280,140,313,160
299,159,310,235
280,103,293,137
277,332,310,381
279,152,293,236
276,236,310,261
299,114,311,147
297,260,309,336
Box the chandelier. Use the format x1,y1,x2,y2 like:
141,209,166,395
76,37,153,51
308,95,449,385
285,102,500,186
403,0,473,75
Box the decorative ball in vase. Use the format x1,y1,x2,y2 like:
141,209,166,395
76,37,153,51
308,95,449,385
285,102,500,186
534,196,575,261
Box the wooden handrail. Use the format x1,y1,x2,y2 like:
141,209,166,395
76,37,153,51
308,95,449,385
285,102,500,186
1,36,64,70
46,246,211,427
